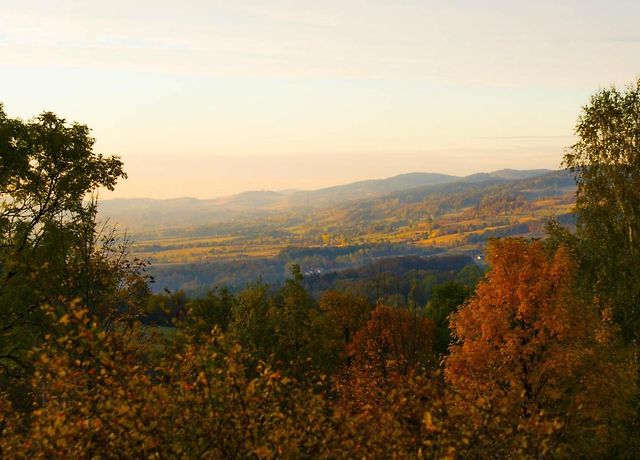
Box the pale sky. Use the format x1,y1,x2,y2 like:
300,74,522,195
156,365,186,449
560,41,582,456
1,0,638,199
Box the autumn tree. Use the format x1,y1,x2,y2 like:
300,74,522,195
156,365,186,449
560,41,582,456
0,303,476,459
333,371,461,459
445,239,637,458
0,302,340,459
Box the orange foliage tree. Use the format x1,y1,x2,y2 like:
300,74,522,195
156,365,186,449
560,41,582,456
445,238,637,457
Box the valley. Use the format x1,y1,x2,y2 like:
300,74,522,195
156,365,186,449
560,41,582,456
100,168,576,292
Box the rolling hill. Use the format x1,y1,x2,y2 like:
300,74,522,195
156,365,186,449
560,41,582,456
99,168,553,234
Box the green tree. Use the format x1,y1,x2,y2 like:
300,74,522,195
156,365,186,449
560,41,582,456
271,264,317,369
229,266,320,373
454,264,483,289
187,287,234,333
425,281,470,356
563,78,640,344
0,105,129,378
229,281,278,365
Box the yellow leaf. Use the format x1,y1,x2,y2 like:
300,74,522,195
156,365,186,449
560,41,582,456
423,412,437,431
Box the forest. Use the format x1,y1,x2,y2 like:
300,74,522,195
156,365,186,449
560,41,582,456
1,79,640,459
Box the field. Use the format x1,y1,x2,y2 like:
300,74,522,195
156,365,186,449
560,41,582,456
132,194,575,265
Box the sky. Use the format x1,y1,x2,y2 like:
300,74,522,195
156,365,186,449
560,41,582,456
1,0,639,199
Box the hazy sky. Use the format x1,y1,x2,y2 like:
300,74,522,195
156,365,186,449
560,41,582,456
1,0,638,199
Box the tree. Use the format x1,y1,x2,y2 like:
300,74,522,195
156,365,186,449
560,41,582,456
229,281,275,362
425,281,470,356
563,78,640,343
445,239,636,457
0,105,130,379
229,266,319,372
349,305,435,379
0,303,338,459
186,287,234,334
314,290,370,370
267,264,320,372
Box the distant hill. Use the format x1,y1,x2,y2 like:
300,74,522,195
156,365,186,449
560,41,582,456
386,170,570,208
464,169,553,182
213,190,287,208
99,169,555,234
283,172,459,207
489,169,553,180
324,170,574,229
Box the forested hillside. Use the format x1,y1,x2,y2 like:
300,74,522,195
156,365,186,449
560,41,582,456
2,80,640,459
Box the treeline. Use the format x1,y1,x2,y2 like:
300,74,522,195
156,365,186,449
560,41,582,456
148,242,445,294
142,257,480,331
2,79,640,458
